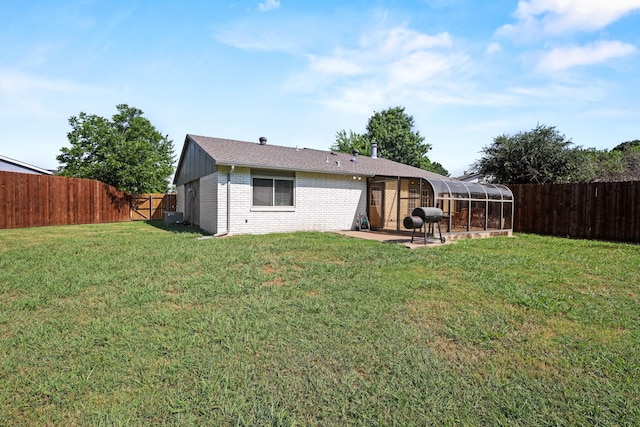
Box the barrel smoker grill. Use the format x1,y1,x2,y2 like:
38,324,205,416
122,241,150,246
403,207,446,244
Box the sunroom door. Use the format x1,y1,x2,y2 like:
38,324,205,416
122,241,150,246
369,183,384,228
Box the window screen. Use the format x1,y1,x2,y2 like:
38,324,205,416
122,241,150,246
253,178,274,206
252,177,294,207
274,180,294,206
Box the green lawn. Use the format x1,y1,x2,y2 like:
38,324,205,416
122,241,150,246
1,221,638,426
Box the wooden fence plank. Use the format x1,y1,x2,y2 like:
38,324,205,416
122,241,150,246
130,193,176,221
0,172,8,228
633,182,640,242
604,182,616,241
509,181,639,243
0,171,130,229
2,170,637,241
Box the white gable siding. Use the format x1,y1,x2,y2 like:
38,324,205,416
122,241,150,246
226,168,366,235
0,157,53,175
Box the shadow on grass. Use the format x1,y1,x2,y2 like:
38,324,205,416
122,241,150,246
143,220,209,235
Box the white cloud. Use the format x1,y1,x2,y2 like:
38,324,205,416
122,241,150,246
258,0,281,13
307,53,364,76
387,51,464,85
219,9,625,123
373,27,452,53
497,0,640,39
508,81,608,103
536,40,637,71
281,24,474,117
302,26,456,78
0,68,101,118
584,108,637,118
214,16,319,53
277,23,470,115
215,28,296,52
485,42,502,55
322,83,387,116
0,69,78,95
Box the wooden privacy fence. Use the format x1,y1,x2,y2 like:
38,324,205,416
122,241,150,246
130,193,176,220
510,181,640,243
0,171,131,229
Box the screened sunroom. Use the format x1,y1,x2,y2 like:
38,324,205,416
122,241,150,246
367,176,513,238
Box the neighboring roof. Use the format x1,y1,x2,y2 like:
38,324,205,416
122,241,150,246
0,155,54,175
177,134,447,181
454,171,486,183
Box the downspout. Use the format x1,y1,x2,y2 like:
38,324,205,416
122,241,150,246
227,166,232,233
214,165,233,237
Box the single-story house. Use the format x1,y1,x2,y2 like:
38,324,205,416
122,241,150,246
0,155,53,175
173,135,513,238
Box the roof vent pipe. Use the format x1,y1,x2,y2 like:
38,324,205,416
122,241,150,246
259,136,267,145
371,142,378,159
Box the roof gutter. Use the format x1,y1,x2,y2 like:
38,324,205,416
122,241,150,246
215,162,376,178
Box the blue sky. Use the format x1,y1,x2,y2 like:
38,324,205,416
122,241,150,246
1,0,639,176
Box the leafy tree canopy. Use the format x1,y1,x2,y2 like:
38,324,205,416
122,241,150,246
473,125,640,184
57,104,175,193
331,106,449,176
473,124,584,184
587,140,640,182
612,139,640,153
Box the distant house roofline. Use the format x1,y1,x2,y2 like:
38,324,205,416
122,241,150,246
454,170,487,183
0,155,54,175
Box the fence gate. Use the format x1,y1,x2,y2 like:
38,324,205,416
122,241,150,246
130,193,176,220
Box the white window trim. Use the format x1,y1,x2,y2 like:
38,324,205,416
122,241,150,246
251,174,296,211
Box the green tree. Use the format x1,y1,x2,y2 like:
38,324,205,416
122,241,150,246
331,106,448,175
473,124,582,184
588,140,640,181
612,139,640,152
333,129,369,156
616,140,640,181
57,104,175,193
420,157,449,177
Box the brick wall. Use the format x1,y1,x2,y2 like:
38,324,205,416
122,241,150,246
217,169,229,234
176,185,185,215
199,172,218,234
226,168,366,235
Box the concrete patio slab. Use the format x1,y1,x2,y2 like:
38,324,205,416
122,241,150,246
333,228,511,249
332,230,453,249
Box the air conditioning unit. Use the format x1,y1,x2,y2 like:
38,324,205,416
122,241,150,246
163,211,184,225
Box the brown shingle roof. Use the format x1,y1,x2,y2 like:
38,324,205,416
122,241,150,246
185,134,446,180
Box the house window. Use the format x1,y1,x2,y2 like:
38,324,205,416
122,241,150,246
408,188,419,210
252,176,294,207
370,184,382,207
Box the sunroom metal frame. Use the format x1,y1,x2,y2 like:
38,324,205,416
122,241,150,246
367,176,513,236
